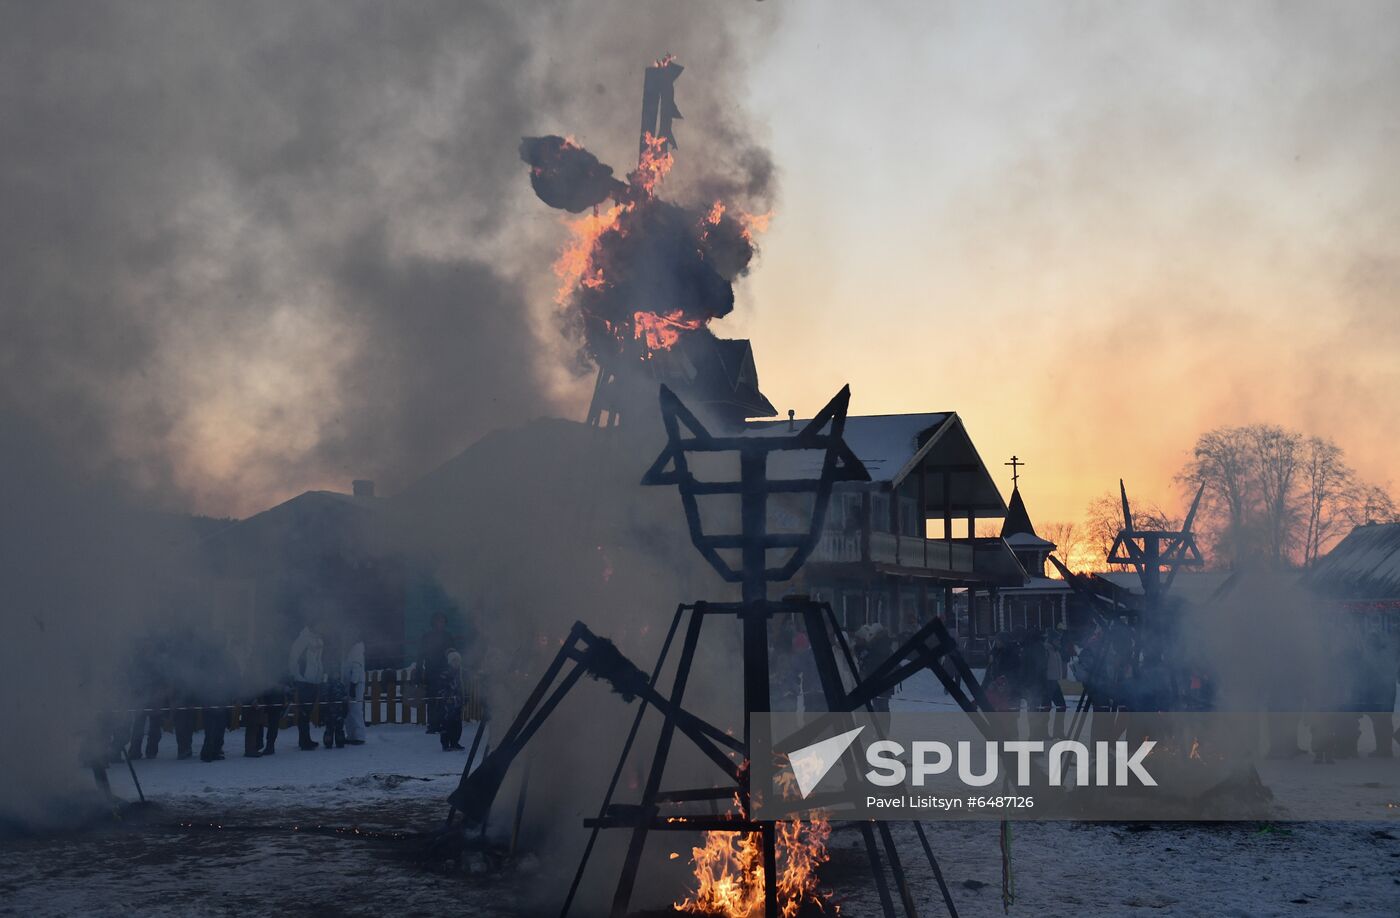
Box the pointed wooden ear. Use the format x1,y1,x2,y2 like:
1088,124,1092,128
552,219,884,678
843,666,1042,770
641,385,708,487
1181,482,1205,534
657,384,711,440
1119,479,1134,532
796,385,851,441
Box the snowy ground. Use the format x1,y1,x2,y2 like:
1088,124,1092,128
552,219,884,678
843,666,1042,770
2,693,1399,917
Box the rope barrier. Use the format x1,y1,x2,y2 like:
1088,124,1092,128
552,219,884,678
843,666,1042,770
102,695,467,716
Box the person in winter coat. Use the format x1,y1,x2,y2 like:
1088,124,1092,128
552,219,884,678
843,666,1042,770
198,640,236,763
1360,633,1397,758
435,649,465,751
161,627,210,760
1041,629,1069,739
243,682,287,757
126,634,169,760
855,623,895,712
320,676,347,749
288,621,325,750
1019,629,1049,714
417,612,456,734
982,632,1022,712
344,637,367,745
320,632,347,749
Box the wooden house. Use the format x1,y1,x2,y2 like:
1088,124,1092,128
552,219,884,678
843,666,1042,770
1304,521,1400,635
988,485,1073,633
746,410,1027,637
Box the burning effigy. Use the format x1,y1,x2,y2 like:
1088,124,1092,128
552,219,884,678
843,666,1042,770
521,57,776,431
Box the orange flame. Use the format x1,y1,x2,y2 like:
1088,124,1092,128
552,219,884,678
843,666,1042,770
675,773,834,918
738,209,773,243
634,309,702,351
633,132,675,197
706,200,726,225
553,204,624,305
1189,739,1201,761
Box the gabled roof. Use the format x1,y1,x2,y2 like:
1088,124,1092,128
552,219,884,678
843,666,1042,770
672,331,776,419
1305,522,1400,600
745,410,1008,517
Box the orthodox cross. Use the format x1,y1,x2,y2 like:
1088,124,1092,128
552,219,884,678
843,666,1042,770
1005,455,1024,488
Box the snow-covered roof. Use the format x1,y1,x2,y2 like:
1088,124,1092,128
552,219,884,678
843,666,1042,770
745,412,949,481
1005,531,1055,550
1305,522,1400,599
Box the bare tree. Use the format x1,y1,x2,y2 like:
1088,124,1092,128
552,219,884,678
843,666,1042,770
1083,493,1125,569
1177,426,1256,565
1300,435,1352,566
1180,423,1394,568
1040,520,1094,572
1342,481,1400,529
1248,424,1303,565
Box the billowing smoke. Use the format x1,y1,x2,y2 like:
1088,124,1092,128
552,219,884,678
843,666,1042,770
0,0,779,859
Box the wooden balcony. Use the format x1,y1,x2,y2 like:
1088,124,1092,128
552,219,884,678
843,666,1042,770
810,529,975,573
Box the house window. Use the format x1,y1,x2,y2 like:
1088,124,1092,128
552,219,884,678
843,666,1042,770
899,496,920,536
841,493,863,533
871,494,890,532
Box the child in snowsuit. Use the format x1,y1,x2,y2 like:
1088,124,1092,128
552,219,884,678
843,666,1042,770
321,672,348,749
436,650,465,751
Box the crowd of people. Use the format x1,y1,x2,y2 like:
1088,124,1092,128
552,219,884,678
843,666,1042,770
92,611,473,775
981,621,1400,761
769,610,1400,763
981,626,1075,735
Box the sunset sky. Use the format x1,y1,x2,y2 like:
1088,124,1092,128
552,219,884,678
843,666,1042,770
5,2,1397,530
717,2,1400,527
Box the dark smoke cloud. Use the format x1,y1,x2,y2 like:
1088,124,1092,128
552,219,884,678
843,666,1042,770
0,1,778,516
0,0,779,846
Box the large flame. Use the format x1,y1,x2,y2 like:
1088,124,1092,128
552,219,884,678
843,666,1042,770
553,204,623,306
634,309,703,351
675,773,834,918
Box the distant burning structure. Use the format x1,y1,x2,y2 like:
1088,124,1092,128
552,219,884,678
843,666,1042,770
520,57,776,429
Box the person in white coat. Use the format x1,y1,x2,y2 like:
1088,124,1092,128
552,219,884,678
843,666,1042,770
344,637,367,745
288,622,324,750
